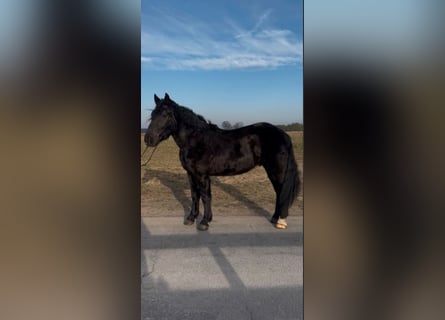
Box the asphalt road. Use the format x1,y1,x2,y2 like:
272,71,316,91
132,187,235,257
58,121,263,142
141,215,303,320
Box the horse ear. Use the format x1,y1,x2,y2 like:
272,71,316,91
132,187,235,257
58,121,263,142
164,93,170,101
154,94,161,105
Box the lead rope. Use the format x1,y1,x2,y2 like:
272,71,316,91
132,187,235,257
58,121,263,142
141,145,158,167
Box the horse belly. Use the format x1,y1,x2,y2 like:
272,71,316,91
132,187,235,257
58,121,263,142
209,150,257,176
182,135,261,176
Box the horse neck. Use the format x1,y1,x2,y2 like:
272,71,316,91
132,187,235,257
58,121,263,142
171,110,203,149
172,112,193,149
171,124,189,149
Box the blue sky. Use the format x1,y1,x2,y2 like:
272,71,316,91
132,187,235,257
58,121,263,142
141,0,303,128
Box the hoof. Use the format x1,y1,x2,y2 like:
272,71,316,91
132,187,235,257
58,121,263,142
184,218,195,226
197,222,209,231
274,218,288,230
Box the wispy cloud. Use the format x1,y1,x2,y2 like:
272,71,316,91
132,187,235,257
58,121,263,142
141,9,302,71
235,8,273,39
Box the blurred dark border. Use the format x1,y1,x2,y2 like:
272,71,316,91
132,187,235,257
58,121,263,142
0,1,140,319
304,1,445,319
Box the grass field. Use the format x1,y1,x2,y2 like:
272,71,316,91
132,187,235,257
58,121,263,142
141,131,303,218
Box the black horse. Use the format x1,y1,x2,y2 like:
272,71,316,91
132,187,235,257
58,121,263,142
144,93,300,231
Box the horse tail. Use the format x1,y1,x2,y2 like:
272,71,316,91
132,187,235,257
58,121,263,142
278,136,300,212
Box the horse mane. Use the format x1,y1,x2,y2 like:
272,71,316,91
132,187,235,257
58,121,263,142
172,102,219,131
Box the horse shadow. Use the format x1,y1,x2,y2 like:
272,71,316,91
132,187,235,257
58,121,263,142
212,177,272,221
142,169,273,221
142,169,191,218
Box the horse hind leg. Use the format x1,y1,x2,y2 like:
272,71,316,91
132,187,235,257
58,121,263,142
273,150,299,229
271,186,289,230
274,179,291,230
265,168,287,229
264,153,291,229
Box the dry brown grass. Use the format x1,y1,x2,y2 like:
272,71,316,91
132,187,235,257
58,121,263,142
141,131,303,217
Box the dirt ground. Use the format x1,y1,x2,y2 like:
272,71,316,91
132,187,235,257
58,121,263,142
141,131,303,218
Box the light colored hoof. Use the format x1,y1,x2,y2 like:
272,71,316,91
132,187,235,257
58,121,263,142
275,218,288,229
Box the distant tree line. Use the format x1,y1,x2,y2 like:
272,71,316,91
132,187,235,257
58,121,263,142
221,121,244,130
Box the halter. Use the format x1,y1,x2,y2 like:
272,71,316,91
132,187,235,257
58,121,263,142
141,145,158,167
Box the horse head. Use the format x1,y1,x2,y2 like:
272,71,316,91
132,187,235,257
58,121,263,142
144,93,178,146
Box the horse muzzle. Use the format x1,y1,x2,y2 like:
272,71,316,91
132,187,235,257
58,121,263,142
144,133,158,147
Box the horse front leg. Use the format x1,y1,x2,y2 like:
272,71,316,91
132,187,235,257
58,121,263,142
197,175,212,231
184,172,200,225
